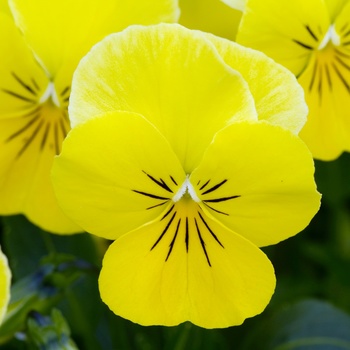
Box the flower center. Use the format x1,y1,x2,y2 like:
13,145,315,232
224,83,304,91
39,82,60,107
172,176,200,203
318,25,340,50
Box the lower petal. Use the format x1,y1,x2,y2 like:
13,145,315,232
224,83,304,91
99,201,275,328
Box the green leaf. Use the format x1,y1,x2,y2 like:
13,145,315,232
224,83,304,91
246,299,350,350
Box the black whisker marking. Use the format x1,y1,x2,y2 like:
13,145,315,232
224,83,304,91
54,122,60,154
194,218,211,267
59,118,68,138
305,25,318,41
202,179,227,195
335,49,350,58
143,171,173,193
292,39,313,50
335,56,350,71
21,106,41,118
62,110,69,121
203,202,229,216
340,23,349,33
6,114,40,142
199,179,210,191
63,96,70,102
343,41,350,46
185,217,189,252
318,64,323,102
165,219,181,261
198,212,224,248
331,62,350,92
31,78,40,91
170,176,178,186
11,72,37,96
132,190,170,201
40,122,50,150
204,195,241,203
146,201,168,210
2,89,36,103
161,205,174,220
60,86,70,96
151,212,176,250
344,29,350,38
309,60,318,92
325,64,332,90
16,120,44,158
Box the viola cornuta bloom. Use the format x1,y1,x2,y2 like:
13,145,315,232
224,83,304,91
52,24,321,328
236,0,350,160
0,0,179,233
0,246,11,325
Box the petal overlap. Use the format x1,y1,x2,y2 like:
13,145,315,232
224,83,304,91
52,111,186,240
69,24,258,172
191,121,321,247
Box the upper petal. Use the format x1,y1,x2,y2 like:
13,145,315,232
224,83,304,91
205,33,308,134
9,0,179,79
52,111,186,240
69,23,257,173
0,107,81,233
236,0,330,76
190,121,321,247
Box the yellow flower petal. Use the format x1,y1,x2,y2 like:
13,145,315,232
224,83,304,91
205,33,308,134
69,23,257,173
0,0,11,16
325,0,349,22
0,108,80,233
298,46,350,160
0,13,48,118
190,121,321,247
237,0,330,76
52,111,186,240
9,0,179,79
100,199,275,328
179,0,242,40
0,246,11,325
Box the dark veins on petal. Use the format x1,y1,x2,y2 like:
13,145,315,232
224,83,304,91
2,72,71,158
150,206,225,267
200,178,240,216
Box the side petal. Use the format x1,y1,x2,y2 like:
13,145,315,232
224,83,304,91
52,111,186,240
9,0,179,79
0,12,48,119
0,246,10,324
0,112,81,234
236,0,330,76
99,200,275,328
190,121,321,247
298,49,350,160
69,23,258,173
205,33,308,134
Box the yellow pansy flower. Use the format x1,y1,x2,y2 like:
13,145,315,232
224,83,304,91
236,0,350,160
0,0,179,233
0,247,10,325
52,24,321,328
